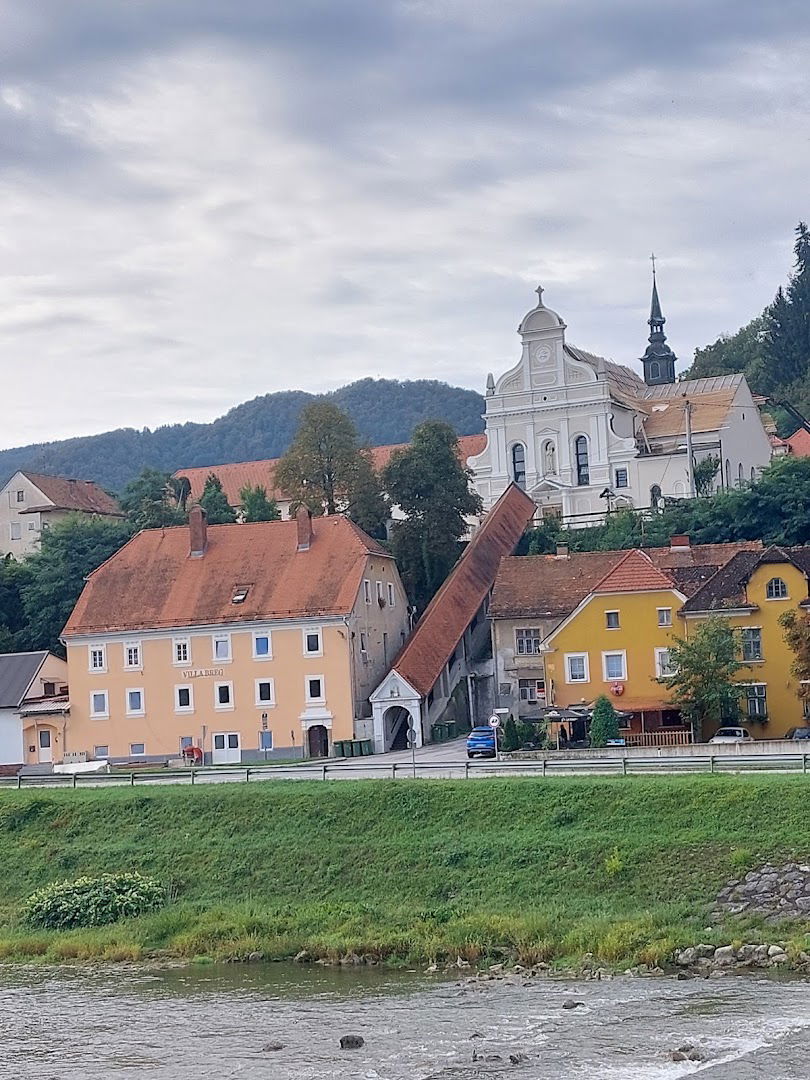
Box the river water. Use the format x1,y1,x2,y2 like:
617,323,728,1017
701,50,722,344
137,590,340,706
3,964,810,1078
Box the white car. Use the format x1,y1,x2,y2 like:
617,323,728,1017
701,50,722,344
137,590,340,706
708,726,754,744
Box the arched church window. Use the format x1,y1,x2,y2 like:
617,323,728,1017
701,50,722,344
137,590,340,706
649,361,660,380
511,443,526,489
737,463,744,488
542,440,557,476
750,467,756,484
725,459,731,488
574,436,589,486
650,484,662,510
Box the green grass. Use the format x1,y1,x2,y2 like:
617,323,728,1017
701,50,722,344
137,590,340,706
1,776,809,969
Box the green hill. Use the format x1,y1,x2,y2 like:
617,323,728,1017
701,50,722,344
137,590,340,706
0,378,485,493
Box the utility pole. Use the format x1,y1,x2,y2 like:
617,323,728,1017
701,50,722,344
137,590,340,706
684,399,696,498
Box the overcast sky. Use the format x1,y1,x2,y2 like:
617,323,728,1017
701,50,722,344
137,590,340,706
1,0,808,448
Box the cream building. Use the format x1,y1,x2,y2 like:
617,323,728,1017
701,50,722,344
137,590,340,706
0,471,121,558
61,506,409,764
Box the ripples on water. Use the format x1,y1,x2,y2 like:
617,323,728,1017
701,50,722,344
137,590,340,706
2,964,810,1079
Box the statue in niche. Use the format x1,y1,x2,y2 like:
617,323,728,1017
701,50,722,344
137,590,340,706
543,441,557,476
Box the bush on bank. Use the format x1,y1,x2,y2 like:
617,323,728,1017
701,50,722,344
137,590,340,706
21,872,164,930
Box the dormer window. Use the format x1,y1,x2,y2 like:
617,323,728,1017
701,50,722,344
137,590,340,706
232,585,250,604
766,577,788,600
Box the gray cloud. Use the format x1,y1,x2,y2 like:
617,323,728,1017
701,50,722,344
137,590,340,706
0,0,808,447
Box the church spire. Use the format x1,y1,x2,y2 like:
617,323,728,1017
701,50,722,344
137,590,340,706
641,255,676,386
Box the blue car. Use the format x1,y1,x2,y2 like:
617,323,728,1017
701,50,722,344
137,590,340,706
466,726,497,759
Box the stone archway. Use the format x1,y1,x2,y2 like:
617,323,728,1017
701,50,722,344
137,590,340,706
383,706,413,751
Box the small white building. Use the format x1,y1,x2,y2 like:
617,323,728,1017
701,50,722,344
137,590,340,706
468,280,773,524
0,651,69,768
0,471,121,558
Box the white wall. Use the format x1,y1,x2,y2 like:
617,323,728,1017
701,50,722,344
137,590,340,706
0,708,24,764
0,473,50,558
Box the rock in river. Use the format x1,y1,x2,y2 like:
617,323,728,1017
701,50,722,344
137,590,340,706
340,1035,365,1050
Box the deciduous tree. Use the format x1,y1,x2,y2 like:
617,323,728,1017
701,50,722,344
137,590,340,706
779,609,810,706
119,468,187,530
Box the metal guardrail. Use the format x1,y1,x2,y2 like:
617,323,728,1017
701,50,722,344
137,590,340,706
1,753,810,790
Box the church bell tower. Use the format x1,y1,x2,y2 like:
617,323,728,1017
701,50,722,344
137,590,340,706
641,257,677,386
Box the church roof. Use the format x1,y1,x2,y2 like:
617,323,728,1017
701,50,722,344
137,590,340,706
564,345,645,406
518,286,565,333
639,389,738,440
638,374,743,400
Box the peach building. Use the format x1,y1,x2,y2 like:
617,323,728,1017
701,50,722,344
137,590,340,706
61,506,409,764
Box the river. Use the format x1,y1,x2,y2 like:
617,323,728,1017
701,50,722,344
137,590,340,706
3,964,810,1078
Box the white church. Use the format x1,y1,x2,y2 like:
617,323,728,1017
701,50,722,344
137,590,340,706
467,277,773,524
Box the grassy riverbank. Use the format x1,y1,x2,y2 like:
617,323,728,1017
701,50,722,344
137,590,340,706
1,776,809,969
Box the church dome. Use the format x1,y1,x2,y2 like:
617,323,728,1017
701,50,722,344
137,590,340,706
518,286,564,333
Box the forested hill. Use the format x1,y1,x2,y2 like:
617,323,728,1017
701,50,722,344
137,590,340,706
0,378,485,493
686,222,810,433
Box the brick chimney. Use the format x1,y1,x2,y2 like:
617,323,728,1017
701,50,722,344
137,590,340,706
670,534,691,553
189,505,208,557
296,505,313,551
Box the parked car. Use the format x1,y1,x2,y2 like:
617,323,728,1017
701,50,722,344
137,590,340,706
466,726,497,759
708,726,754,744
784,727,810,740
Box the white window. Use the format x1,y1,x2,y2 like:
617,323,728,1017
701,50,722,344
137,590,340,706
255,679,275,706
259,731,273,751
93,745,109,759
175,685,194,712
655,648,676,677
614,467,629,488
602,651,627,681
376,581,384,604
253,633,272,659
657,608,672,627
212,634,231,662
16,490,24,503
10,522,21,541
605,611,620,629
306,675,325,703
130,743,146,756
766,577,788,600
126,688,144,715
179,736,193,752
90,690,109,717
27,521,35,531
123,642,141,670
173,638,190,665
88,645,107,673
744,683,768,718
363,579,371,604
515,628,542,655
518,678,546,704
214,682,233,710
565,653,589,683
740,627,763,662
303,628,322,657
387,582,395,606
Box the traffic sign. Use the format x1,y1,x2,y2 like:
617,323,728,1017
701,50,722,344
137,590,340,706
488,715,501,729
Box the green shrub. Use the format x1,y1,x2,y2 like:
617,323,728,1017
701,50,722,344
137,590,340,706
502,716,520,752
589,695,620,747
21,872,164,930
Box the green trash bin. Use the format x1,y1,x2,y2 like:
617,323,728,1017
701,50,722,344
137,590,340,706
344,739,355,757
333,740,345,758
360,738,373,756
446,720,457,740
351,740,363,757
433,722,446,743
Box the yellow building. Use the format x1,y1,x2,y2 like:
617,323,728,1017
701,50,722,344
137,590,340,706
61,506,409,764
680,546,810,738
542,549,689,743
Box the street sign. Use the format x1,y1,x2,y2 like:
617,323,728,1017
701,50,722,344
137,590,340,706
488,715,501,729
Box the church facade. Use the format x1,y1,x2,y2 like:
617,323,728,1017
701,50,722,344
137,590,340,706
467,280,773,524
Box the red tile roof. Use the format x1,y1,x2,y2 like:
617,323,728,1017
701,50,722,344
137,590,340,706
390,483,535,696
63,515,392,636
20,472,120,516
787,428,810,456
174,434,488,507
592,549,676,593
491,541,762,619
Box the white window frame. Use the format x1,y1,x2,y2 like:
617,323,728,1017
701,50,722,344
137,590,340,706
93,745,109,759
657,608,672,627
173,637,190,666
564,653,589,683
123,641,142,671
302,627,323,657
129,743,146,757
125,687,145,716
605,610,620,630
90,689,109,718
601,650,627,681
259,730,274,751
742,682,768,718
88,644,107,673
305,674,326,704
174,684,194,713
9,522,21,541
214,681,234,711
15,489,24,503
376,581,384,604
740,626,764,662
252,632,272,660
363,579,371,604
765,577,789,600
387,581,395,606
614,467,629,489
212,633,232,663
515,628,543,656
255,678,276,707
518,678,546,703
655,647,676,678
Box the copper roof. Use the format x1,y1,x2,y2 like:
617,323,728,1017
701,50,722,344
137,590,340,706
174,434,488,508
63,515,392,636
491,541,762,619
20,472,120,516
593,549,676,593
390,484,536,696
